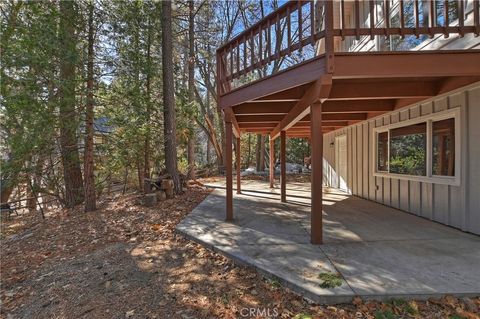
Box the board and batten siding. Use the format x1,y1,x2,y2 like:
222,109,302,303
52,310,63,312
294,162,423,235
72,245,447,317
323,83,480,235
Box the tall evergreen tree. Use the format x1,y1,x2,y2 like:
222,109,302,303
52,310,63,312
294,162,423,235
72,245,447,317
161,0,182,193
58,0,84,208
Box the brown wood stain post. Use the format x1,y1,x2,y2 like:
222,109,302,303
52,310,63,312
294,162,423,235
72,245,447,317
226,121,233,220
310,103,323,245
280,130,286,202
269,138,275,188
236,137,241,194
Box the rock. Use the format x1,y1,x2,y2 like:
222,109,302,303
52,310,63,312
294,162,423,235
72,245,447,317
462,297,478,313
126,310,135,318
165,188,174,199
161,179,174,190
143,193,157,207
156,190,167,202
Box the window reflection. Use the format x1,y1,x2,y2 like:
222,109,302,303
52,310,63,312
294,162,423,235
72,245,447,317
432,118,455,176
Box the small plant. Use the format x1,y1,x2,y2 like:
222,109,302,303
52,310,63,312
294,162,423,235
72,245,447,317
221,294,229,305
389,298,418,316
374,310,397,319
318,271,343,288
293,314,313,319
449,316,467,319
268,278,281,289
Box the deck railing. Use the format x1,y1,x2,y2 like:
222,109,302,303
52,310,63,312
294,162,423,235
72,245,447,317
217,0,480,96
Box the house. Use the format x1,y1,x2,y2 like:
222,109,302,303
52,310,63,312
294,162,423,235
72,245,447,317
216,0,480,243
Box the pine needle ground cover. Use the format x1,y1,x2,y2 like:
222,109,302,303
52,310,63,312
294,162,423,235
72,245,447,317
1,184,479,319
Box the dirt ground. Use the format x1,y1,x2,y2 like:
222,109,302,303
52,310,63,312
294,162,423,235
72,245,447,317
1,181,479,319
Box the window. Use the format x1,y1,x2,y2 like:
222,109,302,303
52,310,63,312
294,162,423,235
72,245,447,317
373,109,460,186
389,123,426,176
432,118,455,176
377,132,388,172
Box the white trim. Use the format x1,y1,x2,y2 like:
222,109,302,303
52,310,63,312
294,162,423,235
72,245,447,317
372,108,461,186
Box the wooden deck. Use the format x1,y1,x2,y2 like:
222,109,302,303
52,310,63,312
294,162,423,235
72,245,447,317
217,0,480,244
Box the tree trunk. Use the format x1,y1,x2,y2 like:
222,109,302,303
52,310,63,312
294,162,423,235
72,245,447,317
84,0,96,212
144,14,153,193
259,135,265,171
186,0,196,180
137,160,143,192
255,134,261,172
162,0,182,194
246,133,251,168
59,0,84,208
206,138,211,164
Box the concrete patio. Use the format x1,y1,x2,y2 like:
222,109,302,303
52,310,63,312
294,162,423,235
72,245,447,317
176,179,480,304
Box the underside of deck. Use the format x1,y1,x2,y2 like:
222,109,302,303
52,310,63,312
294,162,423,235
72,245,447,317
221,51,480,139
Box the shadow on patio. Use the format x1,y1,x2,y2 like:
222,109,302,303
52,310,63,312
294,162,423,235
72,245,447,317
177,179,480,304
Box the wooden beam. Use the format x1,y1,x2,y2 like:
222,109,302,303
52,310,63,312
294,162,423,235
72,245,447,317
280,131,286,202
233,99,394,116
269,137,275,188
256,85,308,102
236,137,241,194
224,107,240,138
233,102,294,115
436,76,480,95
271,75,332,140
334,51,480,79
220,55,326,108
328,81,436,100
225,121,233,221
239,120,349,129
322,100,395,113
310,103,323,244
237,115,284,123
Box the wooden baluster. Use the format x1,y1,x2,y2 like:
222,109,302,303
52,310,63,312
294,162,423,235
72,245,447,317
229,44,233,79
385,0,390,38
369,0,375,40
250,30,254,71
355,0,360,40
414,0,420,38
243,35,247,75
443,0,450,38
444,0,449,38
341,0,346,40
287,5,292,54
429,0,435,38
216,52,221,95
276,12,281,58
236,40,240,76
258,25,262,66
475,0,480,36
458,0,464,37
310,0,315,45
298,1,303,51
325,0,334,73
400,0,405,39
267,21,272,63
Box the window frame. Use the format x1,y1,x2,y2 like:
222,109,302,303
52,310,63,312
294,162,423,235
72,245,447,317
372,108,461,186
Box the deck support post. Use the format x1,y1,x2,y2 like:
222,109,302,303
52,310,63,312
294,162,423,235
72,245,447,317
226,120,233,221
310,103,323,244
280,130,286,202
269,137,275,188
236,137,241,194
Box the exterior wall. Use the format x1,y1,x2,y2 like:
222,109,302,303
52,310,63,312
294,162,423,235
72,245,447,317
323,83,480,235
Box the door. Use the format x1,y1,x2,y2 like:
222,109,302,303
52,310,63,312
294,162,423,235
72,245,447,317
335,135,348,191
